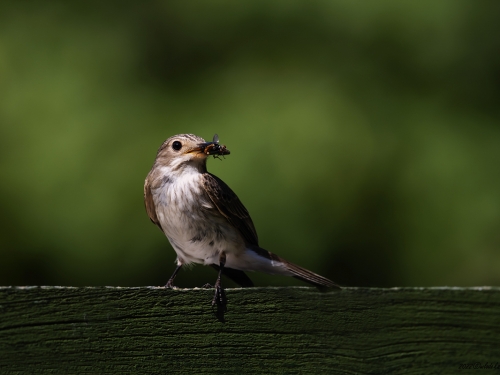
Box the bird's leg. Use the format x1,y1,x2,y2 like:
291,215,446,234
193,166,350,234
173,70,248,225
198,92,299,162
165,261,182,288
212,252,227,310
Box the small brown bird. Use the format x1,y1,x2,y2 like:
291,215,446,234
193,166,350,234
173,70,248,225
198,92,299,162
144,134,340,309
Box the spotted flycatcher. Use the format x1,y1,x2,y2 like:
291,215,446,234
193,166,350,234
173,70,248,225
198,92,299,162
144,134,340,309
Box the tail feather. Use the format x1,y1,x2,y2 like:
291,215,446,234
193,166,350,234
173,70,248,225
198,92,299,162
285,261,341,290
247,245,341,290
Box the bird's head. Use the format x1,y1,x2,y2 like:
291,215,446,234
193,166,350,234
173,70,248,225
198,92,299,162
153,134,230,172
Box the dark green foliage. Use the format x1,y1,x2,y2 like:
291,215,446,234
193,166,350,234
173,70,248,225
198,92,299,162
0,2,499,288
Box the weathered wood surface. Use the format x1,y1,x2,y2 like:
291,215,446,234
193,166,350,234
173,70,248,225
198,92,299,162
0,286,499,374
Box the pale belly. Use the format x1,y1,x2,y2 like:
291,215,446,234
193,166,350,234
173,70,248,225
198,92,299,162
152,176,246,265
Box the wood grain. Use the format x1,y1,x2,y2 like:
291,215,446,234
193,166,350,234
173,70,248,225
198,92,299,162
1,286,499,374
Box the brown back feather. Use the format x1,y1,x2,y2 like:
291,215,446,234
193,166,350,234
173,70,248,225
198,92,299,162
201,173,258,246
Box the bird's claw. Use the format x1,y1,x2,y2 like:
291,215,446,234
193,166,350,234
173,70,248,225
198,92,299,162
164,279,176,289
212,284,227,312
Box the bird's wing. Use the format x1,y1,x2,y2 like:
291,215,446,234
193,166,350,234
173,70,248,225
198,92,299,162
201,173,259,245
144,177,163,231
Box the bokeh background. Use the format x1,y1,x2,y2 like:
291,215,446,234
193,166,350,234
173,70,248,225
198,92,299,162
1,1,499,288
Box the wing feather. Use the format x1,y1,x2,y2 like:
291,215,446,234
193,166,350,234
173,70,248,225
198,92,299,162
144,177,163,231
201,173,258,245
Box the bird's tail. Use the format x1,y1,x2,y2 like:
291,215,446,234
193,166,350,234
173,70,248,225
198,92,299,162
246,245,341,290
284,261,341,290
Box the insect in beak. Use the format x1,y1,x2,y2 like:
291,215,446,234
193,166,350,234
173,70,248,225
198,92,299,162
198,134,230,158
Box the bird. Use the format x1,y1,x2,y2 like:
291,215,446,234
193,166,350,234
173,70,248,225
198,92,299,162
144,134,340,309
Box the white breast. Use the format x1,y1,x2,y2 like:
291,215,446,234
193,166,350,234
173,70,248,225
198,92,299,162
151,166,245,265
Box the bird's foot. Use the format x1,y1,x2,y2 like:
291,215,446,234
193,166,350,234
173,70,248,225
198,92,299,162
202,283,213,289
164,279,176,289
211,282,227,312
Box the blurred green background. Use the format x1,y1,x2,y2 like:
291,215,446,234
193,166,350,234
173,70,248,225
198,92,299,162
1,1,499,288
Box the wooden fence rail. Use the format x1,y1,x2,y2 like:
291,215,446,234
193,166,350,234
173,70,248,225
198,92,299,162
1,286,499,374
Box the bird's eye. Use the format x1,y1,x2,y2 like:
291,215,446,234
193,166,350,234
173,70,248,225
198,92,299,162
172,141,182,151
